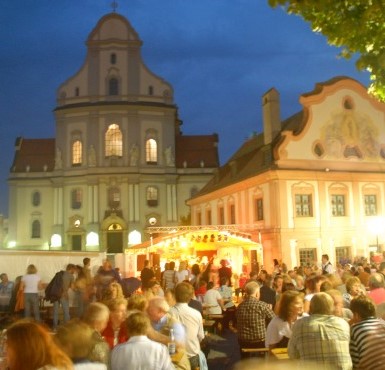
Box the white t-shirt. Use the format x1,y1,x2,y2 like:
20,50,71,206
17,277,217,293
22,274,41,293
265,316,292,347
203,289,222,314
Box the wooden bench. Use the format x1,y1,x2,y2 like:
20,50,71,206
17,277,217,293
206,314,224,333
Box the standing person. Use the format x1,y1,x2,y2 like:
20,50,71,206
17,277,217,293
0,273,14,313
218,259,232,286
174,261,189,286
169,282,206,370
162,261,176,291
95,260,121,301
53,263,76,331
83,257,94,304
236,281,275,357
288,292,352,369
259,274,276,310
140,259,155,289
74,264,87,318
350,295,385,369
321,254,334,275
111,311,174,370
21,264,43,321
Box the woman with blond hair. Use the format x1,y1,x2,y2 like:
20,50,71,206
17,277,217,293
174,261,189,286
21,264,43,321
4,319,73,370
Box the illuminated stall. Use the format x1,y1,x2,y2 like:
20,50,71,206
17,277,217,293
123,229,263,278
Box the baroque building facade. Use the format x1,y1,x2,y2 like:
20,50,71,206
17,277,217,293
7,12,219,253
188,77,385,271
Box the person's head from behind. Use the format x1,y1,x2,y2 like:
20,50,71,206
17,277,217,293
83,302,110,333
369,273,385,290
26,264,37,274
350,295,376,321
126,311,150,336
6,319,72,370
174,282,194,303
244,281,260,299
83,257,91,267
55,319,94,360
147,296,170,323
66,263,76,274
325,289,344,317
127,293,149,312
309,292,334,315
0,273,8,282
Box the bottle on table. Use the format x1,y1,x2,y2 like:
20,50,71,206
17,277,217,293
168,328,176,355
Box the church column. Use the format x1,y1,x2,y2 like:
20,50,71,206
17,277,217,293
87,184,99,223
167,184,177,222
53,187,63,225
129,184,139,222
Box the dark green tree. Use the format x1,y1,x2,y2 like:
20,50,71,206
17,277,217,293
269,0,385,100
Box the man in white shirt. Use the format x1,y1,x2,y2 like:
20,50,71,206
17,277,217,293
169,282,205,369
111,311,174,370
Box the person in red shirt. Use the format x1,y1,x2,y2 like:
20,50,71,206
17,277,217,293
102,298,128,349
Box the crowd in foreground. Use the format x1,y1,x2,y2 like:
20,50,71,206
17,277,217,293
0,254,385,369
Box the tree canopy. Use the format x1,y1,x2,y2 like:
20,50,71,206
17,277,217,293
269,0,385,101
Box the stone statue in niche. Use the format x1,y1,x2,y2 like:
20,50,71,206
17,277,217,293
88,145,96,166
129,143,139,166
54,147,62,169
164,146,175,166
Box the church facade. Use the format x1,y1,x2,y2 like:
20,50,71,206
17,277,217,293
188,77,385,270
7,13,219,253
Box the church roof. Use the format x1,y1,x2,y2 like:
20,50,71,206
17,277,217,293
11,138,55,173
175,134,219,168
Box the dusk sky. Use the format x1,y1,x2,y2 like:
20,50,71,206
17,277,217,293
0,0,370,216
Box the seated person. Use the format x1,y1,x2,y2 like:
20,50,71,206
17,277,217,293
102,298,128,349
111,311,174,370
55,318,107,369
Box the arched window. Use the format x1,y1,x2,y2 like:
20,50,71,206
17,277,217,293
146,186,158,207
105,124,123,157
72,140,82,166
31,220,41,239
146,138,157,164
109,78,118,95
32,191,41,207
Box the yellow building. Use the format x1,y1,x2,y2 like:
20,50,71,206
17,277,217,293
188,77,385,271
6,12,218,253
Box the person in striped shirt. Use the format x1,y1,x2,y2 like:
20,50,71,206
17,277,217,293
350,295,385,369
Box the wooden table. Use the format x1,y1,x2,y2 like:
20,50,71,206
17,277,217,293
270,347,289,360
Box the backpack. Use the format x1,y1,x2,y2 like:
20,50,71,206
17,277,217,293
45,271,64,303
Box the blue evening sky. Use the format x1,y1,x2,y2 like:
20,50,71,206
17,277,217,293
0,0,370,215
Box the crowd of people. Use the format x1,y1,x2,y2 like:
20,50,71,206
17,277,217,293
1,254,385,369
